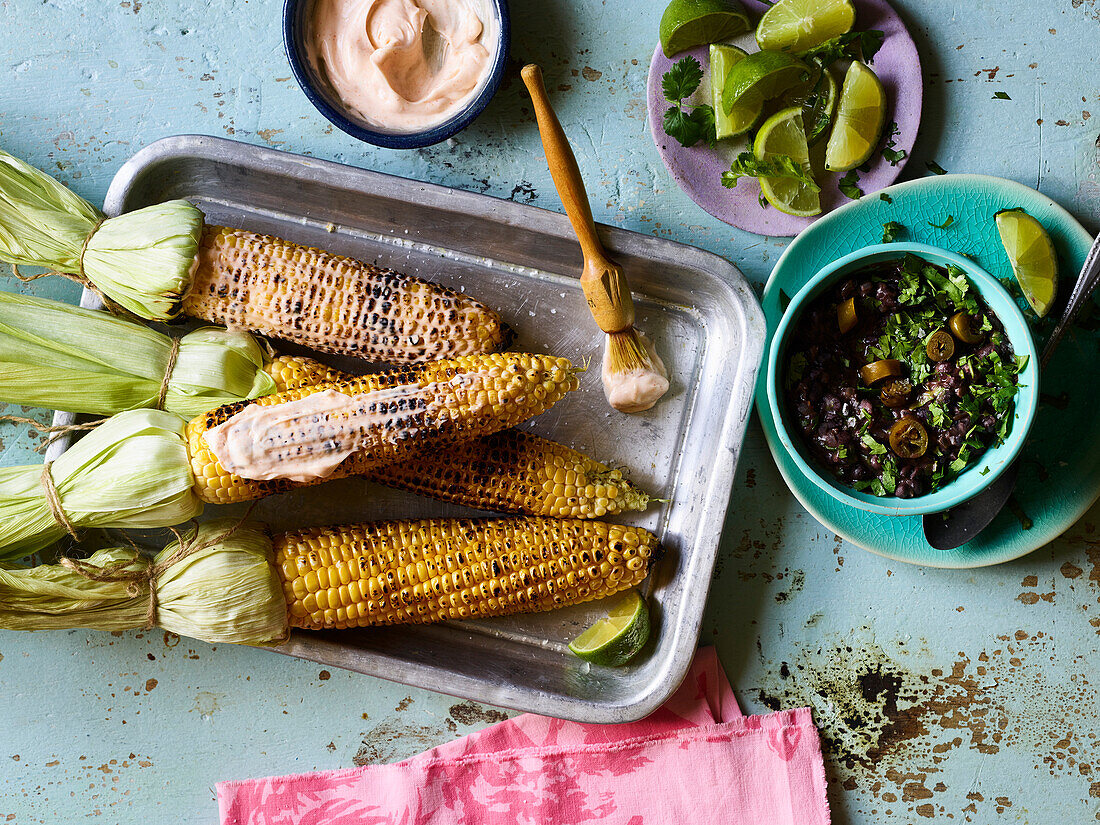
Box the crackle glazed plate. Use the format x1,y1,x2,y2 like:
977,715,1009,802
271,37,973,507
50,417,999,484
753,173,1097,568
647,0,922,237
50,135,766,723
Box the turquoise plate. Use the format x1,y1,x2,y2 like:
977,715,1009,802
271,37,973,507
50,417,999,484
754,174,1096,568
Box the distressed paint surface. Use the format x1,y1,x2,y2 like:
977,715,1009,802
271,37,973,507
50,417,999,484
1,0,1099,822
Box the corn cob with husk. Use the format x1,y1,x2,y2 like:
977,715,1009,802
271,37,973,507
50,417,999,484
0,291,276,418
0,516,661,643
0,150,510,361
187,352,580,504
264,355,652,518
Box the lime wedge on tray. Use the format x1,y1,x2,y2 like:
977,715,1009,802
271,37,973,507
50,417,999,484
754,106,821,217
996,209,1059,317
710,44,759,139
824,61,886,173
660,0,751,58
755,0,856,55
568,589,650,667
721,50,810,116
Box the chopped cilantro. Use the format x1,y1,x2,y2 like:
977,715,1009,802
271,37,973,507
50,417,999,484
929,215,955,230
879,193,894,204
839,170,863,200
993,91,1012,100
926,160,948,175
882,221,905,243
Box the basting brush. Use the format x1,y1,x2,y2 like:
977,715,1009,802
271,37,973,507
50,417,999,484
521,64,670,413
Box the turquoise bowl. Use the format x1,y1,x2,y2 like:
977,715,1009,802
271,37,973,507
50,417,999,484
765,242,1040,518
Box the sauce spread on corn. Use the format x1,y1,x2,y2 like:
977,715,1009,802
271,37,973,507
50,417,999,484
308,0,496,133
203,377,480,482
601,331,669,413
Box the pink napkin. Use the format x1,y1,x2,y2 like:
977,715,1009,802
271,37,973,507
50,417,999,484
217,647,830,824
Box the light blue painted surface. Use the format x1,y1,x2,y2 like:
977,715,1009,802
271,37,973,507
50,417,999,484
1,1,1099,822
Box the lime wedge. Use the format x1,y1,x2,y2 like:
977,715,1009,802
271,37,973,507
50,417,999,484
568,589,650,667
721,50,811,116
710,44,759,139
996,209,1059,317
755,0,856,55
660,0,751,59
824,61,886,173
754,106,821,217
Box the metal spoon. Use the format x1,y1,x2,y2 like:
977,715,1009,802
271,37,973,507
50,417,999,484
924,230,1100,550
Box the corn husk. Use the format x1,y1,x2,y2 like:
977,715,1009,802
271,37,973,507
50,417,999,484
0,150,203,320
0,291,276,417
0,519,288,646
0,409,202,562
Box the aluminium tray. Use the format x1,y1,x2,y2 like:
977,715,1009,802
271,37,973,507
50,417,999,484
52,135,764,723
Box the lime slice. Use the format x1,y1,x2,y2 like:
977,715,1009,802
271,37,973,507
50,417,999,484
568,589,650,667
824,61,886,173
996,209,1059,317
755,0,856,55
660,0,751,59
754,106,821,217
710,44,759,139
721,50,811,117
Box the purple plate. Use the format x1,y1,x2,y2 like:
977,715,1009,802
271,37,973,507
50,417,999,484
647,0,922,237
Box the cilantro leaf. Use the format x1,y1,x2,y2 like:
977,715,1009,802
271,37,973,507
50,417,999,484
882,221,905,243
993,91,1012,100
662,57,703,103
838,169,862,200
690,104,718,149
803,31,885,65
929,215,955,230
883,147,907,165
722,153,821,191
663,106,704,147
879,193,893,204
926,160,948,175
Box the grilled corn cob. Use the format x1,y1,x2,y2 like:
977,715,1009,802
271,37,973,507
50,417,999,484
266,354,651,517
276,517,662,629
187,353,579,504
183,226,511,364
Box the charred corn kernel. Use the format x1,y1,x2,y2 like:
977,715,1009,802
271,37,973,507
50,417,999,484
265,354,349,393
186,353,579,504
183,226,511,364
276,517,662,629
366,429,651,518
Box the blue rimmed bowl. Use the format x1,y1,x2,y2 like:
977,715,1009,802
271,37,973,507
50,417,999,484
765,242,1040,518
283,0,510,149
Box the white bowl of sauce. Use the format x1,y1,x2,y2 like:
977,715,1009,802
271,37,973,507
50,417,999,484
284,0,509,148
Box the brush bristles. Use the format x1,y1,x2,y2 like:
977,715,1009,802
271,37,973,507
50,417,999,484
605,328,654,375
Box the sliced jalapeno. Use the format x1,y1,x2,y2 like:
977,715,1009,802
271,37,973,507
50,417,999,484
889,416,929,459
880,378,912,408
949,311,984,344
925,329,955,362
837,297,858,334
859,359,904,385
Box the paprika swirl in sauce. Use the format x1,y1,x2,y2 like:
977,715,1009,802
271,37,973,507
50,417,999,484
783,254,1027,499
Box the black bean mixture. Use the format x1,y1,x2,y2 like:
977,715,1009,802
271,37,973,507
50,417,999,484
783,254,1027,499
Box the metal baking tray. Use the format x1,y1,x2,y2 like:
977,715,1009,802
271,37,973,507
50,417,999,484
51,135,764,723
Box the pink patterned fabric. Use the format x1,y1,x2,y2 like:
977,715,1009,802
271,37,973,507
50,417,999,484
217,648,830,825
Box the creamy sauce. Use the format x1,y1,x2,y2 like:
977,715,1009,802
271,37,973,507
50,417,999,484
601,331,670,413
308,0,496,133
203,376,480,482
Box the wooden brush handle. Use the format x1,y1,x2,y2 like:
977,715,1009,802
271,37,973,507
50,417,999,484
521,63,635,334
